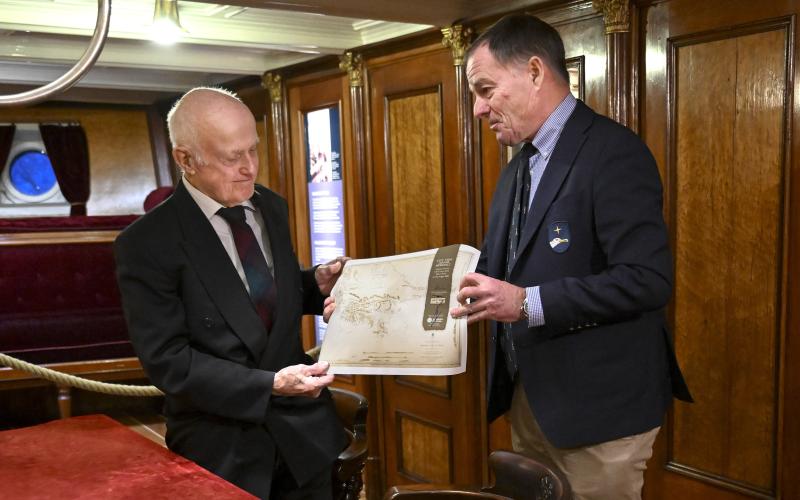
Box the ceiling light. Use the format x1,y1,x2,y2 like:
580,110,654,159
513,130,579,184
151,0,186,45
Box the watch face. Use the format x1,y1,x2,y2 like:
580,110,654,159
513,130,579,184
9,150,57,196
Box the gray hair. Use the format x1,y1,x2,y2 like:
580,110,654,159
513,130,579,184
466,14,569,83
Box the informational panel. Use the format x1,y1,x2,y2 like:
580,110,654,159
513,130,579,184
303,105,345,344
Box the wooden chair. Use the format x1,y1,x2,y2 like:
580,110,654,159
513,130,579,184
384,450,571,500
330,387,369,500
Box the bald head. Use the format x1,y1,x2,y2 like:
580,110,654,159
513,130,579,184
168,87,260,207
167,87,245,156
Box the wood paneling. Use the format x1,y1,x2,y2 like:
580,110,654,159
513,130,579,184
396,375,450,397
642,1,799,498
256,2,800,498
397,411,453,483
672,28,785,493
552,12,608,116
255,117,270,189
0,106,156,215
369,44,483,495
387,90,444,253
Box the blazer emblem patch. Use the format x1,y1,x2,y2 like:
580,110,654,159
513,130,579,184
548,222,570,253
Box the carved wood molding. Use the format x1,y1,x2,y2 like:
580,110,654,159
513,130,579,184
339,51,364,88
441,25,474,67
261,72,283,103
593,0,631,34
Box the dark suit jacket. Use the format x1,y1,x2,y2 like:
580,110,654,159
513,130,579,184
479,100,692,449
114,182,344,499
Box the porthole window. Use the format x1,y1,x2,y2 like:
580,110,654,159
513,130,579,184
8,150,59,200
0,123,70,217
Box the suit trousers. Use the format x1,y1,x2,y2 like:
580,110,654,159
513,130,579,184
509,381,659,500
269,450,332,500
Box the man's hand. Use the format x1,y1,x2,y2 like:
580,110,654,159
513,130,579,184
449,272,526,325
323,296,336,323
315,257,350,296
272,361,334,397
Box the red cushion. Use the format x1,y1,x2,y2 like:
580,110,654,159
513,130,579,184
0,415,256,499
143,186,175,212
0,216,137,364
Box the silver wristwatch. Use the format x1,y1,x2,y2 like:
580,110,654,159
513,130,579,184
519,296,529,322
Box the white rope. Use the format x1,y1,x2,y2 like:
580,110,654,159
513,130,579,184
0,352,163,397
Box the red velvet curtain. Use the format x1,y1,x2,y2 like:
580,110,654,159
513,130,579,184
39,123,90,216
0,124,15,178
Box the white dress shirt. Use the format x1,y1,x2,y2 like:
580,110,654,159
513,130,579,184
182,177,274,293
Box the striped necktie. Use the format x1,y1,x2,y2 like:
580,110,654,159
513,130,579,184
217,205,277,332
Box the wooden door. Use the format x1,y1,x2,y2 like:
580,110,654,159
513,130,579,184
367,46,484,492
641,0,800,498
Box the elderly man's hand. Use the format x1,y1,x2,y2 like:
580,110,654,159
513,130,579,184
272,361,334,397
449,272,526,325
315,257,349,296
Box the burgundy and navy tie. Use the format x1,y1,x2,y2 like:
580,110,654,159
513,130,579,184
217,205,277,332
501,142,537,379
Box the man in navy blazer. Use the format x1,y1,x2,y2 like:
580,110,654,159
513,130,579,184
115,87,346,499
451,15,691,499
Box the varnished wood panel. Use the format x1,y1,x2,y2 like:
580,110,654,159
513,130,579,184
0,106,156,215
552,12,607,116
395,375,450,397
387,90,444,253
255,117,270,188
397,411,453,484
369,45,484,495
671,28,785,493
642,3,800,498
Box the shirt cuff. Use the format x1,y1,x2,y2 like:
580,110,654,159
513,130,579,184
526,286,545,327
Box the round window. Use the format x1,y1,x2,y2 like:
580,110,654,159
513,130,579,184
7,150,58,199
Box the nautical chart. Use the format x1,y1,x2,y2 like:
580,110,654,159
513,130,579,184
319,245,480,375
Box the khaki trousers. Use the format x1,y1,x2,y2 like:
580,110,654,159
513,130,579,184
508,382,659,500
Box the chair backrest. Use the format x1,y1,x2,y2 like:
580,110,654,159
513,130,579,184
329,387,369,500
143,186,175,212
485,450,571,500
384,486,511,499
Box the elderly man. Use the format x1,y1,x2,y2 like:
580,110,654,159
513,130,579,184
450,15,692,500
115,87,346,499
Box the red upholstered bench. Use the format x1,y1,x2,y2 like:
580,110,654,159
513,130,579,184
0,414,256,499
0,215,144,417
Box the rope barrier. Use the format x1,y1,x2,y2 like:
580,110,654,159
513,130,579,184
0,352,163,397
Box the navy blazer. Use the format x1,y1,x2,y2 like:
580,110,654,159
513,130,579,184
114,182,344,498
478,100,691,449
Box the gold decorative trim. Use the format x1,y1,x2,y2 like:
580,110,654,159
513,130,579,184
339,52,364,88
441,25,474,67
261,72,283,103
592,0,631,34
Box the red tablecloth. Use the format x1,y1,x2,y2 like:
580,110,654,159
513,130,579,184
0,414,256,499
